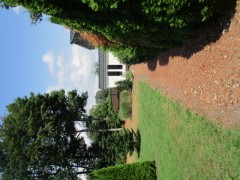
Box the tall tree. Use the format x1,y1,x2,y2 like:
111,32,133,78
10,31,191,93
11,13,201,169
88,95,123,134
84,92,131,170
0,90,92,179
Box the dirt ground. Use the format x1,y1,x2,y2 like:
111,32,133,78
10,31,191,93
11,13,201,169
124,81,139,163
130,1,240,128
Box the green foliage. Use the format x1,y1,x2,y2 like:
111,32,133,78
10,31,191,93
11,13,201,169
104,45,160,65
0,0,220,65
124,70,133,81
54,169,78,180
87,129,134,171
0,90,90,179
137,82,240,179
93,62,99,76
115,80,132,92
119,102,131,119
92,161,156,180
118,91,132,120
87,91,130,169
29,12,43,24
119,90,129,102
95,89,109,105
86,91,139,171
89,92,122,133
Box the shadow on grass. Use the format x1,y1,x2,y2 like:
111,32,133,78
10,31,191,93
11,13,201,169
146,0,236,71
134,129,141,158
129,129,141,158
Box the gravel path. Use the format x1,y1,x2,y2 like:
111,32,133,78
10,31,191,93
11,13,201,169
131,1,240,128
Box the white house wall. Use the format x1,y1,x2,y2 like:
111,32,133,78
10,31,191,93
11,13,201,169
106,52,126,88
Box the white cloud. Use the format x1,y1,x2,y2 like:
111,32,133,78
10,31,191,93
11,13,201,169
42,45,98,111
13,6,23,14
42,51,55,75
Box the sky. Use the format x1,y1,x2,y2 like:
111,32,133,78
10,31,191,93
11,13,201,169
0,7,99,119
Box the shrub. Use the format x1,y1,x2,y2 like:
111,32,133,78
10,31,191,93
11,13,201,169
118,91,132,120
92,161,157,180
115,80,132,92
119,102,131,120
125,71,134,81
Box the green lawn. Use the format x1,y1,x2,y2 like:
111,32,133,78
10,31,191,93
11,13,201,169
136,82,240,179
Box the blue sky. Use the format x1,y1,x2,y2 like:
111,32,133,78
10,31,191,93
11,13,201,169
0,7,98,118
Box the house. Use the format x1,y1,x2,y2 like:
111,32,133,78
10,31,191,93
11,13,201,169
70,30,95,50
98,50,126,89
69,31,126,89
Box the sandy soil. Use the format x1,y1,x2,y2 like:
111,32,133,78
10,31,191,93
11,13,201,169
124,80,139,164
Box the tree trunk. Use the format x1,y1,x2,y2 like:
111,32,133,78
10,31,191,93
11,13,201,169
78,166,93,170
74,116,91,122
76,128,123,133
76,171,92,175
74,155,98,159
73,165,94,170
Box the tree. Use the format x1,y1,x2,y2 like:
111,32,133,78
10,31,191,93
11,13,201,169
89,95,123,132
84,94,132,170
92,62,99,76
95,89,108,105
0,0,220,64
76,128,123,133
86,129,134,170
0,90,92,179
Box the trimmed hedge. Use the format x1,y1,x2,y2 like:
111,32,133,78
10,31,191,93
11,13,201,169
2,0,220,65
92,161,156,180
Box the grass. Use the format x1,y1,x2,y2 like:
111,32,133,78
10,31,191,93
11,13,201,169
136,82,240,179
118,90,132,120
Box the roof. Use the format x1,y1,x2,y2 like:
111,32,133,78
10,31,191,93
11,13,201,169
70,30,95,50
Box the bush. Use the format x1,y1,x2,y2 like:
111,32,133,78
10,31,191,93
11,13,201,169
92,161,156,180
119,102,131,120
115,80,132,92
125,71,134,81
118,91,132,120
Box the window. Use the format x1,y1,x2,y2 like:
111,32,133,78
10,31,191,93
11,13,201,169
108,65,122,69
108,71,122,76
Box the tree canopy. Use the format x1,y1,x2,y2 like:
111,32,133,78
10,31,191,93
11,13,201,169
95,89,108,105
0,89,135,178
0,0,220,64
85,91,132,170
0,90,91,179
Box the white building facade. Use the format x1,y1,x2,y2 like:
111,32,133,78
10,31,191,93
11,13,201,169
98,50,126,89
